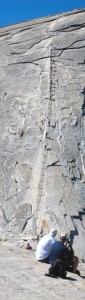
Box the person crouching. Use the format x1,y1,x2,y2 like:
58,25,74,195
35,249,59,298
36,228,57,263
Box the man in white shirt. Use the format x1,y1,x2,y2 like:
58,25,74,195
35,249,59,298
36,228,57,263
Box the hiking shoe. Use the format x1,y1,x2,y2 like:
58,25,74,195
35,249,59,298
62,272,67,279
75,270,81,276
44,273,58,278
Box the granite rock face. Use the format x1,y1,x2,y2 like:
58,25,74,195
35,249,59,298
0,245,85,300
0,9,85,260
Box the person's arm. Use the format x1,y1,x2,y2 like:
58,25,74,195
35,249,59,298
66,240,74,258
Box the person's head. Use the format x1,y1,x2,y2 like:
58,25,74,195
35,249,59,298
60,232,68,243
49,228,57,237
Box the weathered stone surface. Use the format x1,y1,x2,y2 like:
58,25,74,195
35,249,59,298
0,9,85,260
0,245,85,300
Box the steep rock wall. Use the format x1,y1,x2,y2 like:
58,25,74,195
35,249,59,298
0,9,85,260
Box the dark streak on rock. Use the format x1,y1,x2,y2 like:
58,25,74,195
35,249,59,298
81,87,85,116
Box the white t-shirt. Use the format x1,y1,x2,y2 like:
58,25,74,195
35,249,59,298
36,234,56,260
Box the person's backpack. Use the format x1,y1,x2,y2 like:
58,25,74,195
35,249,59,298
45,258,67,278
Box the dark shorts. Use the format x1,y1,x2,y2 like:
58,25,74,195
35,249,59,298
38,256,49,263
63,257,73,271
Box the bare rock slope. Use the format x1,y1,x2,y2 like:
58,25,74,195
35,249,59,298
0,9,85,260
0,245,85,300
